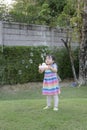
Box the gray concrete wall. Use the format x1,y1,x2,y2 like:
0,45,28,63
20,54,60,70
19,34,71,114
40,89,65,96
0,21,3,45
0,21,77,47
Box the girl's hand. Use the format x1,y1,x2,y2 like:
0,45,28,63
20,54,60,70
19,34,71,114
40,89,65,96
48,65,57,73
38,65,45,73
39,63,48,72
47,65,52,70
39,69,43,73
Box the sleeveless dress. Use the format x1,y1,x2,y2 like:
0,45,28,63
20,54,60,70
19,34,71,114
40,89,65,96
42,63,60,95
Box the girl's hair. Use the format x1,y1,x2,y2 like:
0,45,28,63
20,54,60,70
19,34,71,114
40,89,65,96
46,54,56,63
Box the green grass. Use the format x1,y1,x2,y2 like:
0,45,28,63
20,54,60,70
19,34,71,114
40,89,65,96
0,84,87,130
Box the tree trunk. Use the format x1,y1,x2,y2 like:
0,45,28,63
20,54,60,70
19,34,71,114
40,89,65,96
61,29,78,84
79,0,87,85
69,48,78,83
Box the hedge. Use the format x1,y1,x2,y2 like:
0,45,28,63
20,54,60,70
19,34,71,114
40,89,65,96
0,46,79,85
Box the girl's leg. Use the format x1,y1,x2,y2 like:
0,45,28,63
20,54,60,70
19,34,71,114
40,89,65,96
53,95,59,110
43,95,51,109
47,95,52,107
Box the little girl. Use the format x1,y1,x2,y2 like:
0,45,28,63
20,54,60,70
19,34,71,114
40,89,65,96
39,54,60,111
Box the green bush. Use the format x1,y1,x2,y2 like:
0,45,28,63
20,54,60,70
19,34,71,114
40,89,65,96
51,47,79,80
0,46,79,85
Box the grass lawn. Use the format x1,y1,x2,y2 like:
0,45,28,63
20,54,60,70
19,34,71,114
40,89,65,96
0,82,87,130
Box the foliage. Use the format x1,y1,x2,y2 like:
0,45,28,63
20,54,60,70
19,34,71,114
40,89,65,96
51,47,79,79
0,0,83,29
36,3,51,25
2,46,49,84
57,0,83,44
9,0,39,24
0,1,7,21
0,0,12,21
0,46,79,85
9,0,66,26
37,0,66,26
57,0,81,27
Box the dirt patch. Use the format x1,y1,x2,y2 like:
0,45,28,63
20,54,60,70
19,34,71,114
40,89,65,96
0,82,42,92
0,79,73,92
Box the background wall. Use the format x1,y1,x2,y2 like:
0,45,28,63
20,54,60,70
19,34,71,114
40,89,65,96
0,21,67,47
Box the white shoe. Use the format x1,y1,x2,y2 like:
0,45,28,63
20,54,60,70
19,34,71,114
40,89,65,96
53,107,58,111
43,106,50,110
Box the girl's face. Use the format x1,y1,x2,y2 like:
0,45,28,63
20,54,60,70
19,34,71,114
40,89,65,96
45,56,54,65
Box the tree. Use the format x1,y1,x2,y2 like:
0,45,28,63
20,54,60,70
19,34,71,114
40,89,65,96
61,28,79,84
57,0,80,84
79,0,87,85
9,0,39,24
57,0,87,86
58,0,87,86
36,0,66,26
9,0,66,26
0,1,7,21
0,0,13,21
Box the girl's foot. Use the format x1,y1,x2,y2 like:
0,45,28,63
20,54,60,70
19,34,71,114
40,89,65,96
43,106,50,110
53,107,58,111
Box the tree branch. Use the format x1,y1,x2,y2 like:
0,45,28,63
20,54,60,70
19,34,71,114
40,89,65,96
61,39,68,50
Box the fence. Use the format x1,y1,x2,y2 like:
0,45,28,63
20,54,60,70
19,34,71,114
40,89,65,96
0,21,67,47
0,21,79,85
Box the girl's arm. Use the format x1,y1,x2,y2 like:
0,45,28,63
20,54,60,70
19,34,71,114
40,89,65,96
48,65,57,73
